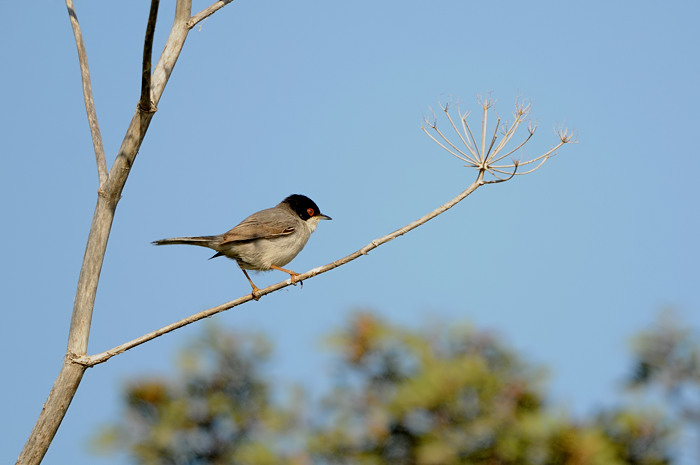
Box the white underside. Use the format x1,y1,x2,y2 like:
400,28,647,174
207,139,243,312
217,218,318,270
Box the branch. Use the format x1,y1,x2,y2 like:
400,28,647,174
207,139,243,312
74,172,486,367
65,0,108,186
138,0,160,113
489,124,535,164
188,0,236,29
421,121,477,166
104,0,193,199
17,1,210,463
443,105,478,160
460,109,481,160
482,161,518,184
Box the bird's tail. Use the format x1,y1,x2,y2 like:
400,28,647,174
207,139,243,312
152,236,219,248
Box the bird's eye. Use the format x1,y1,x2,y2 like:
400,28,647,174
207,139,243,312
307,208,315,217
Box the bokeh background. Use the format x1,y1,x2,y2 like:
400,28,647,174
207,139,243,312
2,0,698,463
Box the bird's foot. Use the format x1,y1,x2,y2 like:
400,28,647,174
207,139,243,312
271,265,303,287
250,285,262,301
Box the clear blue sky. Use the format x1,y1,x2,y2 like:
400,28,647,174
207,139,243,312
2,1,699,464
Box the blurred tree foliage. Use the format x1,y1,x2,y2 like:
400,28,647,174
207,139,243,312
96,312,687,465
628,311,700,421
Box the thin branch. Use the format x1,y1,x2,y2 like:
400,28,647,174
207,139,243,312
489,112,525,160
495,140,566,169
431,124,478,165
65,0,108,187
507,159,549,176
482,162,518,184
104,0,193,198
421,124,477,165
460,111,481,160
480,101,488,160
484,116,501,159
74,172,487,367
492,156,550,175
489,125,536,164
188,0,236,29
443,106,479,161
138,0,160,113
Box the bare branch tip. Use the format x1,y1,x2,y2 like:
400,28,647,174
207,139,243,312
439,96,458,113
477,93,496,110
557,126,577,144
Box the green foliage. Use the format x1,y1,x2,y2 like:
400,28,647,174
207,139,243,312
96,313,681,465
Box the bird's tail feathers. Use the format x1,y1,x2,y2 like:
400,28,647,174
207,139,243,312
152,236,219,248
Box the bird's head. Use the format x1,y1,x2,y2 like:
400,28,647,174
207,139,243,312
281,194,332,232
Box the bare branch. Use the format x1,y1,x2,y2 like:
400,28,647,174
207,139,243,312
15,362,87,465
480,100,489,160
557,125,577,144
65,0,108,186
495,139,566,169
188,0,236,29
428,122,478,165
482,161,518,184
104,0,193,199
18,2,199,463
489,123,536,164
493,156,550,176
489,108,526,161
75,172,487,367
138,0,160,113
460,110,481,160
443,106,479,161
485,116,501,159
421,124,477,166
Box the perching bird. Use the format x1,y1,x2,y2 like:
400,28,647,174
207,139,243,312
153,194,331,294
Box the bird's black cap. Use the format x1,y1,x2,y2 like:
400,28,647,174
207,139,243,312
282,194,331,221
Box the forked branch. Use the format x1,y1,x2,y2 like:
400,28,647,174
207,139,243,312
16,1,238,464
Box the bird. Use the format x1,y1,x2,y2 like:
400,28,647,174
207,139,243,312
153,194,331,295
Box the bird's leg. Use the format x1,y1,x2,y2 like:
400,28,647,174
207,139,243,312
270,265,302,285
240,269,262,300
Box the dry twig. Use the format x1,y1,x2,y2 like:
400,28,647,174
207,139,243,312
138,0,160,113
65,0,108,186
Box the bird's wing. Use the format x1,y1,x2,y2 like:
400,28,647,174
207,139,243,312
219,207,296,244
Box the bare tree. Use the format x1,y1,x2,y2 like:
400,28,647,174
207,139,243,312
16,2,573,464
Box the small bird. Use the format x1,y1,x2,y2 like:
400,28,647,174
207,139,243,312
153,194,331,295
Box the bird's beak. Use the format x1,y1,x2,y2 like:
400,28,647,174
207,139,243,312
319,213,332,220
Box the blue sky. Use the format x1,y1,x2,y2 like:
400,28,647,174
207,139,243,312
2,1,699,463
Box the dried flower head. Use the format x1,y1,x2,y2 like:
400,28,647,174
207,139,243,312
422,97,575,184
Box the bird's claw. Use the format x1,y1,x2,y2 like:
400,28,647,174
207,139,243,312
289,273,303,287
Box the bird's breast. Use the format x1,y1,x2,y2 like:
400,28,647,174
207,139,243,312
225,228,311,270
